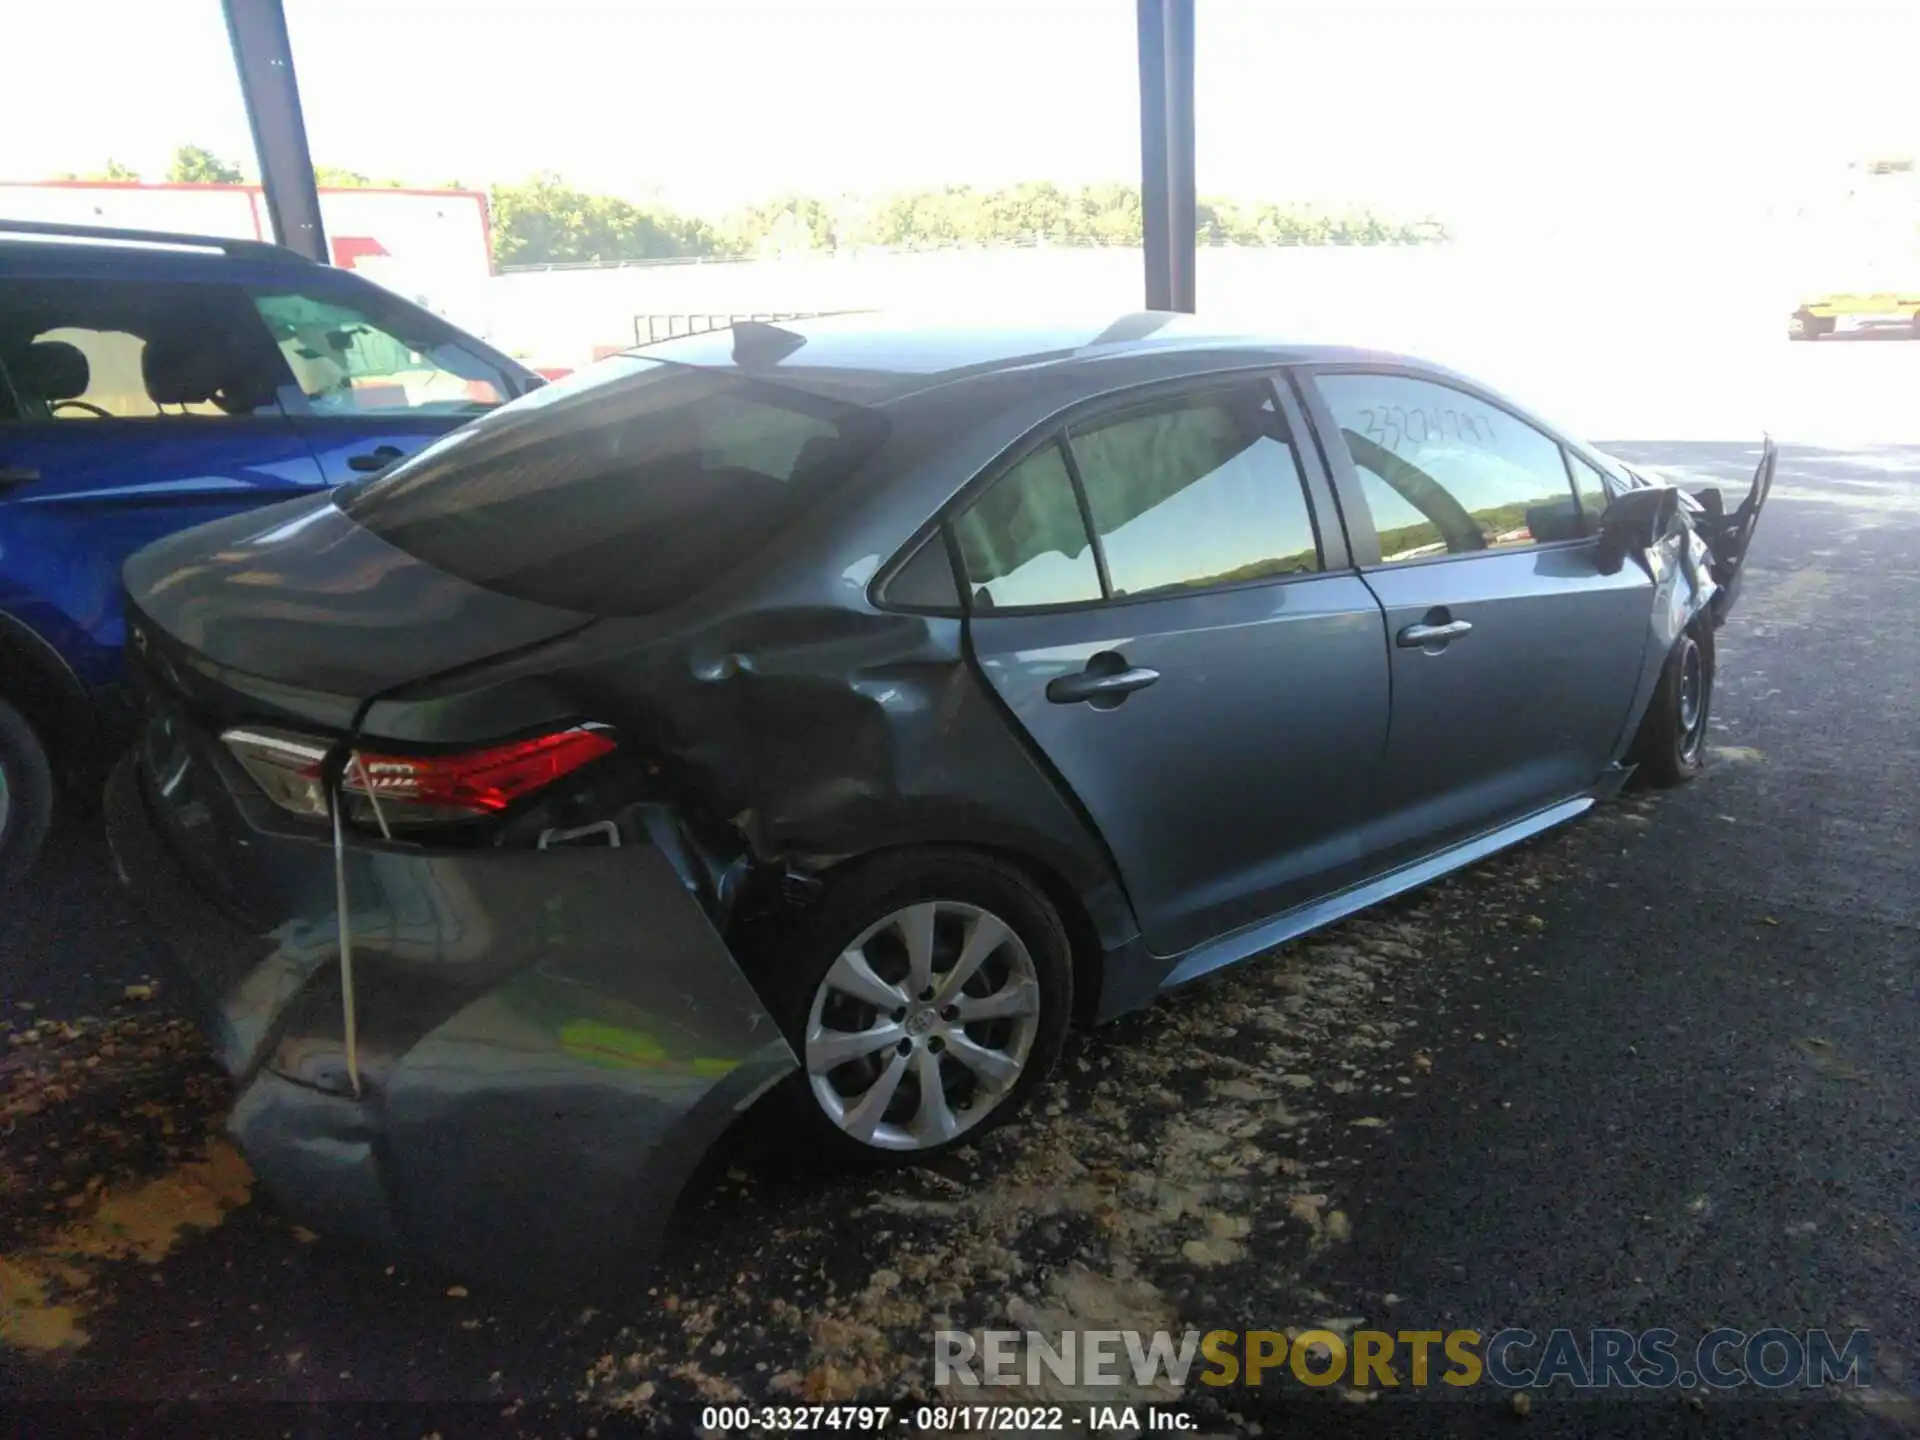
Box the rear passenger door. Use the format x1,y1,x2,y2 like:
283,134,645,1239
958,376,1391,958
240,282,521,485
1297,367,1653,861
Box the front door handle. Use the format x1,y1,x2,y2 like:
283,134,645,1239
1397,618,1473,648
0,465,40,492
347,445,405,473
1046,652,1160,709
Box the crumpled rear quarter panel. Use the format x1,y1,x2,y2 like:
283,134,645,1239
106,755,796,1287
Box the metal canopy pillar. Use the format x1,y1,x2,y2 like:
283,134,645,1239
223,0,327,262
1136,0,1196,312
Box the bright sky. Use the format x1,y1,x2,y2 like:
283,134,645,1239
3,0,1916,232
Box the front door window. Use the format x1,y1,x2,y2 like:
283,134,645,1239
248,289,511,417
1314,372,1583,559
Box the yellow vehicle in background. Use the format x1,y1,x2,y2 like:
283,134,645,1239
1788,169,1920,339
1791,286,1920,340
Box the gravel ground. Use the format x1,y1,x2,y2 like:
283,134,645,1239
1,434,1916,1439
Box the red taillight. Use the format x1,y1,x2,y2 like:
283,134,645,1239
341,729,617,820
223,725,616,826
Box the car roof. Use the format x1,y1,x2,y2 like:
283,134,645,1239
634,311,1406,407
625,311,1627,506
0,224,320,285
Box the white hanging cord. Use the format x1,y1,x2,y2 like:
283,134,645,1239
353,753,393,841
329,750,394,1099
329,775,362,1099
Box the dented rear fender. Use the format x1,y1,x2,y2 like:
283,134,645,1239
351,603,1145,959
105,754,797,1285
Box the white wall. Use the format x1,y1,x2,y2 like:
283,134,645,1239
469,234,1906,446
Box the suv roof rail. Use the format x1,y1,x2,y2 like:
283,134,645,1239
0,217,314,265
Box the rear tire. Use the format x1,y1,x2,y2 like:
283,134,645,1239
1629,624,1714,788
0,699,54,888
759,849,1072,1170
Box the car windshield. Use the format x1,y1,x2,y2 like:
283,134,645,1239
340,356,887,614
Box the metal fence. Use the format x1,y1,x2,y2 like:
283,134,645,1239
631,311,868,346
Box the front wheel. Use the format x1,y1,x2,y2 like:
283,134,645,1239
0,699,55,887
762,850,1072,1166
1629,624,1715,787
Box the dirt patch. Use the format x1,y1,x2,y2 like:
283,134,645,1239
0,1002,242,1351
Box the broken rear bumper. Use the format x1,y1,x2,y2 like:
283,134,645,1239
103,753,797,1289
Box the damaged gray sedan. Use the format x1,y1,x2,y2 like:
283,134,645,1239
105,314,1773,1286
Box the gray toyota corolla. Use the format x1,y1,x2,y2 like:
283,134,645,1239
106,313,1772,1286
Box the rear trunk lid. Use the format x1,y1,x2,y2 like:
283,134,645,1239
123,492,595,733
122,491,600,939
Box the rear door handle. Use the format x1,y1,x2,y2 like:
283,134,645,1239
0,465,40,492
1046,654,1161,709
347,445,405,473
1397,619,1473,648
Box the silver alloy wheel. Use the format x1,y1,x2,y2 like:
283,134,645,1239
804,899,1041,1151
1677,637,1707,761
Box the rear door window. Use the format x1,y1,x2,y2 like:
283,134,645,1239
1067,384,1321,596
341,357,887,615
952,440,1103,610
949,380,1323,611
0,279,291,421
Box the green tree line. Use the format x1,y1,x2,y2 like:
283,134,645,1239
60,146,245,185
62,148,1449,265
490,175,1448,266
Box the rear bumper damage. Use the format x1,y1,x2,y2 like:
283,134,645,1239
103,753,797,1289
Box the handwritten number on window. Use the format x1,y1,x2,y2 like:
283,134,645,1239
1354,402,1496,455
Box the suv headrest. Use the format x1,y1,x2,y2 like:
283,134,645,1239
142,329,227,407
12,340,91,403
141,330,276,413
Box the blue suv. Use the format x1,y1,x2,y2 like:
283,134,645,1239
0,220,537,883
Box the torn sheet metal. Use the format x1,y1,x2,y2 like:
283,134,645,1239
1693,436,1779,623
1609,437,1776,758
105,750,796,1288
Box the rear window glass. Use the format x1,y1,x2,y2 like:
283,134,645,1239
340,357,886,615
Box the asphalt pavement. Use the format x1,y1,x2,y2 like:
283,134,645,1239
0,426,1915,1438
